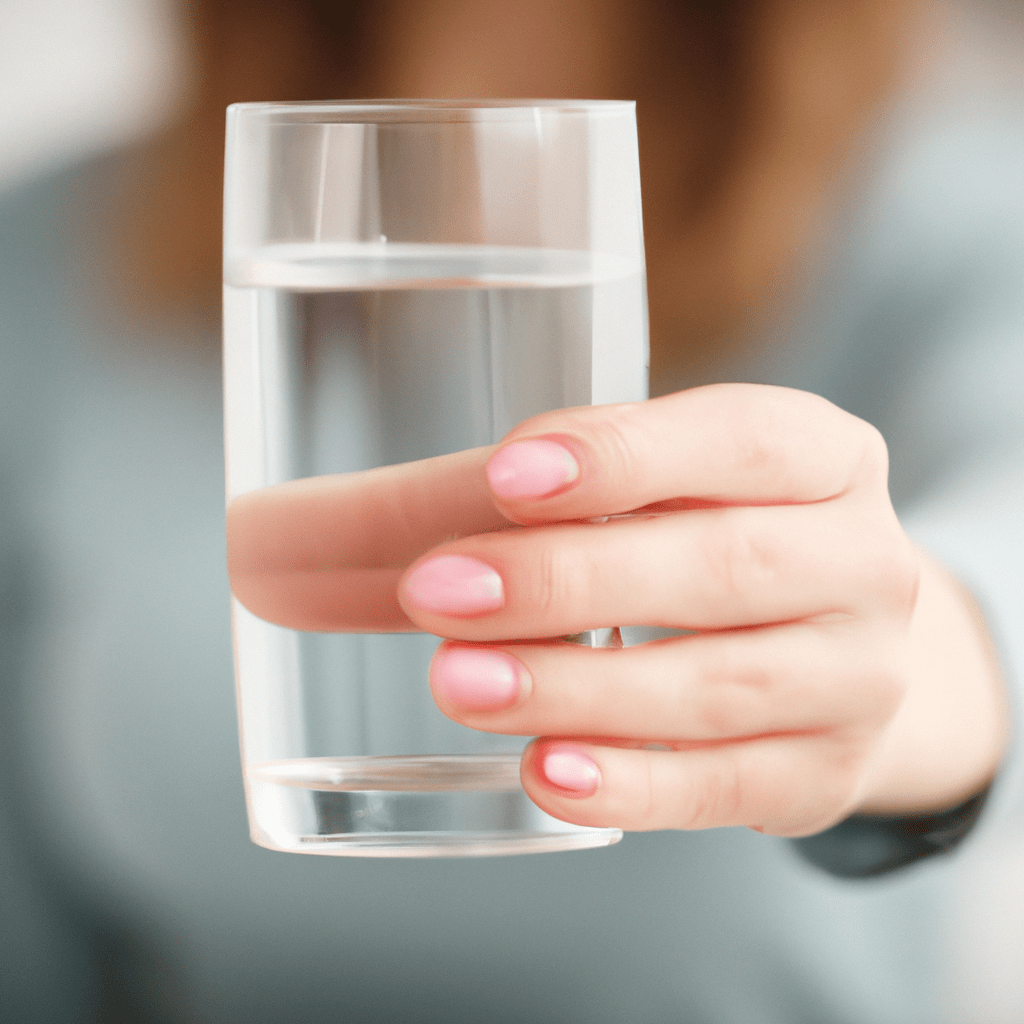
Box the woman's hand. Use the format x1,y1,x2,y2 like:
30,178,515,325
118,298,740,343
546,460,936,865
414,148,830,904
227,384,1009,837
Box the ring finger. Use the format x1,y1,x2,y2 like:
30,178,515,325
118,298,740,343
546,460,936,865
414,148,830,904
429,621,899,742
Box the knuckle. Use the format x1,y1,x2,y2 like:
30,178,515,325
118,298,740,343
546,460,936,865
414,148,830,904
857,518,921,623
691,698,737,740
853,421,891,487
591,411,641,496
831,629,909,731
603,749,660,832
528,542,578,625
841,648,907,730
678,755,744,830
532,545,561,618
730,386,834,489
693,658,772,739
770,742,865,836
729,393,792,480
636,752,658,829
705,515,780,605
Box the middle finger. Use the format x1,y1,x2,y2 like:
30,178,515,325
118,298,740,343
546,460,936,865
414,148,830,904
398,503,887,641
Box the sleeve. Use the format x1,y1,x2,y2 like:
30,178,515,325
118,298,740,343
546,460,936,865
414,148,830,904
768,74,1024,877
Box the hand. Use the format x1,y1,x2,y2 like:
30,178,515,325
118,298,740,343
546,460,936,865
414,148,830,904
227,384,1009,837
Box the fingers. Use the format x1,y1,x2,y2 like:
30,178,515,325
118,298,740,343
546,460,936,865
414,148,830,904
226,384,895,635
485,383,889,525
519,736,865,836
427,615,906,836
461,384,909,833
429,619,905,837
428,624,902,742
398,501,913,641
227,447,510,630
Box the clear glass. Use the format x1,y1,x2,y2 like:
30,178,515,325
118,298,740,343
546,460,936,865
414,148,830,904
223,100,648,856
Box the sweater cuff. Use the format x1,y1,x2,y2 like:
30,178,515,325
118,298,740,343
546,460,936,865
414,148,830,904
790,786,991,879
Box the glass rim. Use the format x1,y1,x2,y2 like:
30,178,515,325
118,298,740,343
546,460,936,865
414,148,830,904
227,98,636,124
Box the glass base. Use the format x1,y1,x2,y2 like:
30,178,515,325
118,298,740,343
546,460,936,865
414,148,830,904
246,754,622,857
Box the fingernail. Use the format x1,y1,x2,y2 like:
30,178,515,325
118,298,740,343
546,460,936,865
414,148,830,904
486,439,579,499
541,745,601,796
403,555,504,617
432,646,528,711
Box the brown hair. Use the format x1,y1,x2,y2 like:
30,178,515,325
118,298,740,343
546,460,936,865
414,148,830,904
114,0,925,377
635,0,926,383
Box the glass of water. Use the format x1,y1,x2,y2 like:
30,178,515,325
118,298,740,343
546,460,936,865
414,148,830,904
223,100,648,857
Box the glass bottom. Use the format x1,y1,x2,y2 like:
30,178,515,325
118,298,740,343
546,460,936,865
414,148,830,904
246,754,622,857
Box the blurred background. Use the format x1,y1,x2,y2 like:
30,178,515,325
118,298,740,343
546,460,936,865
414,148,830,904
0,0,185,195
2,2,1024,1023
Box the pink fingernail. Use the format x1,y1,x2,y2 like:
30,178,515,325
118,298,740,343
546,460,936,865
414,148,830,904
486,439,579,499
403,555,504,617
541,745,601,796
431,646,527,711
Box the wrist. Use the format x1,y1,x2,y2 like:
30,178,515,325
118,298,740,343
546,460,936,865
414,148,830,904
854,550,1009,816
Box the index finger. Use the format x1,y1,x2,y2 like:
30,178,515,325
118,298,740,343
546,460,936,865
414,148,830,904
485,384,889,525
227,446,511,630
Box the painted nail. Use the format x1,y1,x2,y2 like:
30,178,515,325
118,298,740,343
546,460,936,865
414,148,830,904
431,646,527,711
541,745,601,796
486,439,580,499
403,555,504,617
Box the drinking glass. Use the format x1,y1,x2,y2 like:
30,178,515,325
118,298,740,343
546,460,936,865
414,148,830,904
223,100,648,856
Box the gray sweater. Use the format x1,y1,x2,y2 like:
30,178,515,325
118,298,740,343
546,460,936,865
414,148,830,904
1,42,1022,1024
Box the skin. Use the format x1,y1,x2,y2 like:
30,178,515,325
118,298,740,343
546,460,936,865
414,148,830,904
208,0,1007,836
228,385,1009,836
